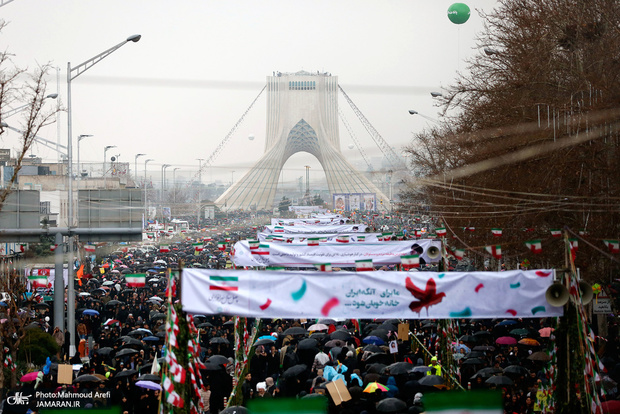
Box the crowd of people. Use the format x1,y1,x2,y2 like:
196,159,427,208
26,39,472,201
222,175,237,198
2,212,618,414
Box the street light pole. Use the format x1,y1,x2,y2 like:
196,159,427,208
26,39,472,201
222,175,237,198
144,159,153,225
103,145,116,177
3,93,58,119
172,167,180,208
77,134,93,179
134,153,146,187
161,164,170,222
65,34,141,357
196,158,203,226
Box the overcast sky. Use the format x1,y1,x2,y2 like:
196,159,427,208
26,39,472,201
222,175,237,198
1,0,498,189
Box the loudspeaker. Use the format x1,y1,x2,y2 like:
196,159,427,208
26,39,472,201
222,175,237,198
426,246,441,260
579,281,594,305
546,283,569,307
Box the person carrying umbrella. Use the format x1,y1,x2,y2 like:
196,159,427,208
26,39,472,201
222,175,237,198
428,356,442,376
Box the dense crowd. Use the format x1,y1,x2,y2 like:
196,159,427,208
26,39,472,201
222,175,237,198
2,212,618,414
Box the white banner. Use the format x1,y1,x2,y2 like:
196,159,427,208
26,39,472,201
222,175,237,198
181,269,563,319
257,232,382,244
232,239,440,267
264,224,367,234
271,218,349,226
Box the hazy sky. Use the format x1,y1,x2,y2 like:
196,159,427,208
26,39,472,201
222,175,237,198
1,0,498,190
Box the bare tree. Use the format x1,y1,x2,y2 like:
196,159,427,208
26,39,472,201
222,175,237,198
402,0,620,278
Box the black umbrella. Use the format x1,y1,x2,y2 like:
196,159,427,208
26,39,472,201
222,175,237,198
418,375,444,386
221,406,248,414
74,375,102,383
485,375,513,386
115,348,138,358
379,323,398,332
115,369,138,378
298,338,318,350
210,337,230,345
474,330,492,337
254,338,275,347
473,345,495,352
377,398,407,413
120,337,143,347
363,344,383,353
467,351,486,359
363,323,379,333
223,320,234,326
412,366,431,374
330,330,351,341
127,330,147,337
367,363,387,374
137,374,161,382
283,364,307,379
34,303,49,309
318,319,336,325
207,355,230,365
140,364,152,373
504,365,530,376
325,339,346,348
198,322,214,328
96,347,114,356
368,329,389,339
203,361,226,371
310,332,327,340
472,367,503,379
283,327,306,336
106,300,124,306
462,357,484,365
459,335,477,343
150,313,166,321
155,332,166,339
387,362,414,375
365,352,392,365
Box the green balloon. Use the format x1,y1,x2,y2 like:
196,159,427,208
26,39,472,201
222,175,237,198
447,3,471,24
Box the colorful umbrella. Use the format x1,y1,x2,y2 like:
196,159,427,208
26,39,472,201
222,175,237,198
136,380,162,391
363,336,385,346
308,323,329,331
363,382,390,393
20,371,40,382
518,338,540,346
538,327,554,338
496,336,517,345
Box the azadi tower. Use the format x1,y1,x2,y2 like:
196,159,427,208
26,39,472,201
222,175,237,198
215,71,389,211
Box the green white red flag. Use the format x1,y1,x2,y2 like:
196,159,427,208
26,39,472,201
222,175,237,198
485,245,502,259
604,240,619,254
251,244,269,255
248,240,259,250
336,235,350,243
524,240,542,254
193,243,204,252
217,242,228,251
436,227,447,237
28,275,48,288
355,259,374,271
400,254,420,270
491,228,503,237
160,245,170,253
550,229,562,237
357,235,366,242
125,273,146,288
307,238,320,246
84,245,96,253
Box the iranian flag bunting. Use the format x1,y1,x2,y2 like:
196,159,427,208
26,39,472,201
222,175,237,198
355,259,374,271
382,232,394,240
217,242,227,251
314,263,332,272
401,254,420,270
159,245,170,253
274,226,284,233
436,227,447,237
550,229,562,237
569,239,578,252
491,228,503,237
251,244,269,255
524,240,543,254
248,240,259,250
125,273,146,288
84,244,96,253
357,235,366,242
28,275,48,288
209,276,238,291
193,243,204,252
307,238,320,246
453,248,465,260
336,235,350,243
485,245,502,259
604,240,620,254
